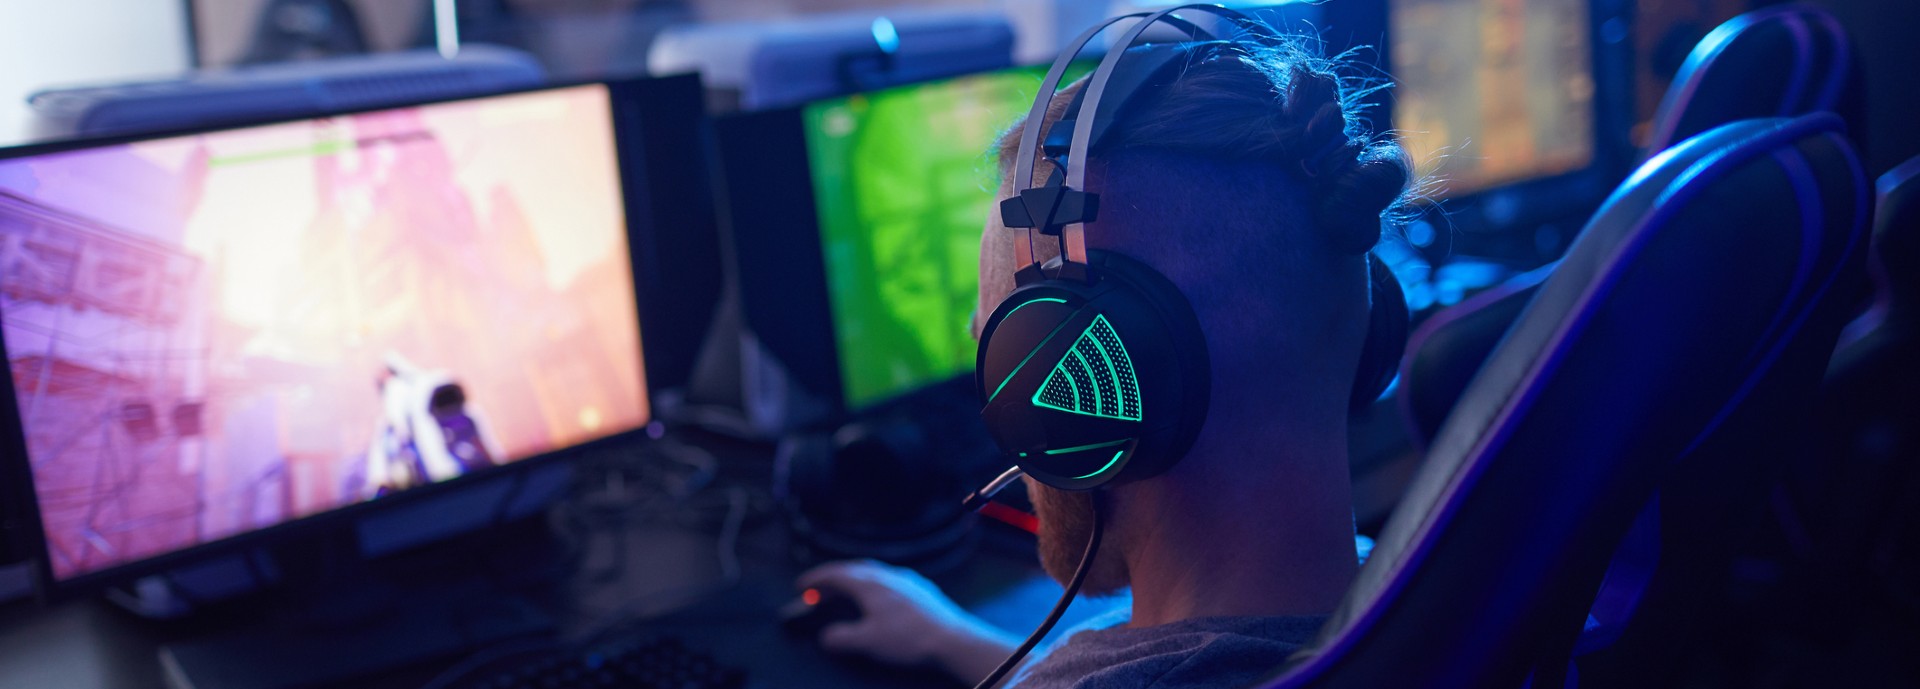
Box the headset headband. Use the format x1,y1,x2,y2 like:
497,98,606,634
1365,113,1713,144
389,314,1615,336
1003,4,1280,276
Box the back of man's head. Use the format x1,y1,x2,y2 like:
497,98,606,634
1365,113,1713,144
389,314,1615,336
981,36,1417,596
989,38,1414,424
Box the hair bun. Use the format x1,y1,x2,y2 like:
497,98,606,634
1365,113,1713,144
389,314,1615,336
1282,66,1343,125
1278,65,1410,254
1314,155,1409,254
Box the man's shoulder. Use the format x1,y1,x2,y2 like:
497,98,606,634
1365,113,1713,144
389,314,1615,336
1013,615,1326,689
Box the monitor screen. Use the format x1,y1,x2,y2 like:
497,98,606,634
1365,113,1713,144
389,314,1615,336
1391,0,1595,197
800,65,1079,409
0,84,650,582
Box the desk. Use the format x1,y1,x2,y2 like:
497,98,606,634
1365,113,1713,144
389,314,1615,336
0,431,1121,689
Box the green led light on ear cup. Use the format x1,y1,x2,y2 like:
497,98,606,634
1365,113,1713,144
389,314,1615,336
1042,438,1131,455
1032,315,1142,421
1071,449,1128,480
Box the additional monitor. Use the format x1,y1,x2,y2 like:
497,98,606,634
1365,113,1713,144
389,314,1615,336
798,65,1081,409
1390,0,1596,198
0,83,652,585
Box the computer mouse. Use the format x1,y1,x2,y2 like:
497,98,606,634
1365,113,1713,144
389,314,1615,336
778,587,864,639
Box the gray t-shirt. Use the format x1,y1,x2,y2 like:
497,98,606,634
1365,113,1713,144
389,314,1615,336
1009,612,1327,689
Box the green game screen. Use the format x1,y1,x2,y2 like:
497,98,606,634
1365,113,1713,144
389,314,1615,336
803,65,1083,408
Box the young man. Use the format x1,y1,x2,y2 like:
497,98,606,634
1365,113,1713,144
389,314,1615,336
798,34,1414,688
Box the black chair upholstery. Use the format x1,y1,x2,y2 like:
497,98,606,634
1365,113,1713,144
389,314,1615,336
1578,161,1907,689
1784,155,1920,627
1398,4,1867,450
1395,263,1551,451
1812,158,1920,542
1841,154,1920,616
1261,115,1869,688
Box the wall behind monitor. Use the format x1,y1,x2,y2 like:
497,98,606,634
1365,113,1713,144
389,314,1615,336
0,0,191,147
686,0,991,22
190,0,431,67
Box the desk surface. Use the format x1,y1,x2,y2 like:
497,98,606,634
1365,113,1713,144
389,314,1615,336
0,435,1120,689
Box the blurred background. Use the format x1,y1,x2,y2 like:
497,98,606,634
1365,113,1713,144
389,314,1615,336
0,1,1917,687
2,0,1913,169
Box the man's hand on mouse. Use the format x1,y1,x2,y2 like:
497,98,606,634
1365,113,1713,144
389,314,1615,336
795,559,1022,683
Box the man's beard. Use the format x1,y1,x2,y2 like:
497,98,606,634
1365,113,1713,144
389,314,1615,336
1027,478,1129,596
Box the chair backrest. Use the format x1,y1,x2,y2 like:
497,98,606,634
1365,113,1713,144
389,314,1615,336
1263,114,1869,688
1395,264,1551,451
1396,3,1867,450
1782,154,1920,640
1579,158,1914,689
1643,4,1866,158
1869,156,1920,316
1845,154,1920,621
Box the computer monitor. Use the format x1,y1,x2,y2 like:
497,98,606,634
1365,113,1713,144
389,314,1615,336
1385,0,1632,264
720,64,1087,415
0,79,689,592
803,72,1070,409
1391,0,1596,199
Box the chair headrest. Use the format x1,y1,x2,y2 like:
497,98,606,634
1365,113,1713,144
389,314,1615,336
1267,115,1869,688
1874,156,1920,310
1644,5,1864,157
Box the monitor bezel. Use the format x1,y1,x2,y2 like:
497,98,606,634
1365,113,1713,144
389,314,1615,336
0,74,691,600
713,104,848,413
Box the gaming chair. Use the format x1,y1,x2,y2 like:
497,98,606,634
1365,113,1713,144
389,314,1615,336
1821,156,1920,609
1255,114,1869,687
1746,155,1920,673
1398,3,1867,448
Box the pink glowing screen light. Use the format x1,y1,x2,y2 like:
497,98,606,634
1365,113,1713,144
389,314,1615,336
0,84,650,581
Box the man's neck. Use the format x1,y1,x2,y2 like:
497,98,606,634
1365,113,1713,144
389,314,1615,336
1113,422,1360,628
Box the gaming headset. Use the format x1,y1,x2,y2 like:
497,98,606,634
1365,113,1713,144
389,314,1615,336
967,5,1409,499
960,6,1409,687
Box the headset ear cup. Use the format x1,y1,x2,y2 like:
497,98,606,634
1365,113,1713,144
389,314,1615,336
975,252,1208,490
1350,252,1409,412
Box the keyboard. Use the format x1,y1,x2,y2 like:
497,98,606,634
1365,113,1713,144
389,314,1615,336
436,636,747,689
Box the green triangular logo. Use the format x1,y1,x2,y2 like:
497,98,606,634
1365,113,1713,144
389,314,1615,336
1031,315,1142,422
